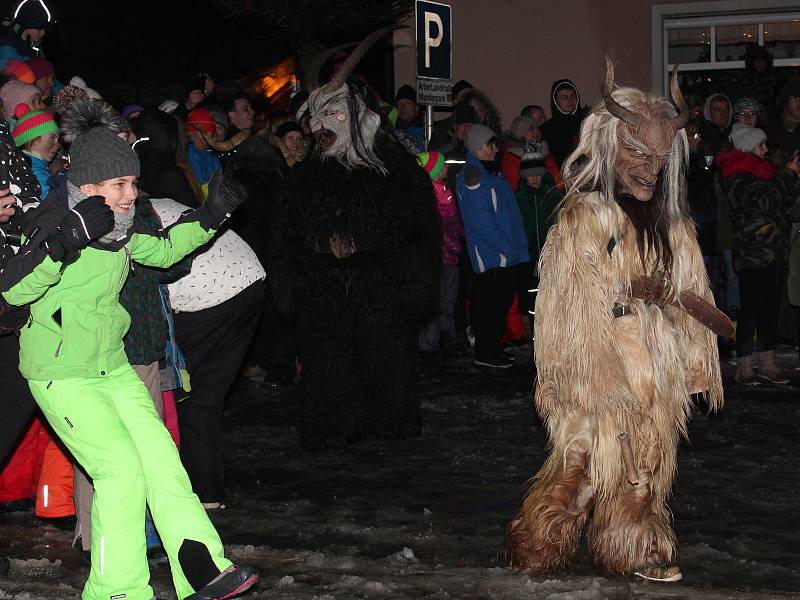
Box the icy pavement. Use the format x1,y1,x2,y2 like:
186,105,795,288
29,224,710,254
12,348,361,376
1,342,799,599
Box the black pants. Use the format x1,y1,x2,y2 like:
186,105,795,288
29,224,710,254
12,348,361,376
471,267,516,358
735,264,779,356
174,280,264,503
0,333,36,467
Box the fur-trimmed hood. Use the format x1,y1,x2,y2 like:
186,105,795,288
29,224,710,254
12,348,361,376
716,147,776,180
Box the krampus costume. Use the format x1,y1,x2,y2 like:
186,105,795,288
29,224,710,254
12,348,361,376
506,60,727,582
270,29,441,450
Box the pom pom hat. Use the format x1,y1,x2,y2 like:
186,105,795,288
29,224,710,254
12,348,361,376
62,100,140,186
12,103,58,147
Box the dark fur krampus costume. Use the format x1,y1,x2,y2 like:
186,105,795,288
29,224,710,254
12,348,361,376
506,60,727,582
270,30,441,450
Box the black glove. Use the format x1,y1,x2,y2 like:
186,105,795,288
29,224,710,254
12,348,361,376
60,196,115,249
41,196,114,263
201,164,248,229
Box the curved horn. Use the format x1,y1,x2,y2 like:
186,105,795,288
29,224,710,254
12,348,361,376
669,64,689,131
197,128,251,152
305,42,358,92
603,54,641,128
322,26,395,94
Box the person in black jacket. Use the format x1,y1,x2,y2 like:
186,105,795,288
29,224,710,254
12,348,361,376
132,108,202,208
540,79,587,167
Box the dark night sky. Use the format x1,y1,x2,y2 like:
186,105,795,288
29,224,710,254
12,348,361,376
6,0,396,108
9,0,291,103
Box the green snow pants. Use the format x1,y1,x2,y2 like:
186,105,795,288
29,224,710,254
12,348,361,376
29,364,232,600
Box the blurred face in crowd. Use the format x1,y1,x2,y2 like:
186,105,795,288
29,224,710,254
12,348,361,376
690,104,703,121
735,107,759,127
188,127,209,151
27,132,59,162
525,174,543,189
213,122,226,143
555,88,577,114
228,98,254,130
473,138,497,161
23,28,45,43
529,107,546,127
785,95,800,122
709,98,730,128
520,124,541,142
283,131,303,158
752,141,768,159
753,58,768,73
454,122,471,142
81,176,138,214
433,163,449,182
35,74,55,99
396,98,417,123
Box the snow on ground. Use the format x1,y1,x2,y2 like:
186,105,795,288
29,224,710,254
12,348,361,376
1,341,799,599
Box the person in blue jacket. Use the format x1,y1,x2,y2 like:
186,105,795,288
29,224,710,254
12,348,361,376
457,124,530,368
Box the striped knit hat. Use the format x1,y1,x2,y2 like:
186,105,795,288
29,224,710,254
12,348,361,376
12,103,58,147
418,151,446,179
2,59,36,84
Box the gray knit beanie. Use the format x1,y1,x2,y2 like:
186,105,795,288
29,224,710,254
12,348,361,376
62,100,140,186
511,115,535,139
466,124,496,154
728,122,766,153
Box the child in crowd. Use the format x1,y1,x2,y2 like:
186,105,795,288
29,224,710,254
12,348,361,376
0,79,42,126
418,151,463,353
12,103,60,196
513,141,562,343
0,101,257,600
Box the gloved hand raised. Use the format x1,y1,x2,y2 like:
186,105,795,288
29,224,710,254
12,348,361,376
202,162,249,229
61,196,115,248
41,196,114,262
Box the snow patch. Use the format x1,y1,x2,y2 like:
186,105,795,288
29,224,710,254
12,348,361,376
388,547,418,562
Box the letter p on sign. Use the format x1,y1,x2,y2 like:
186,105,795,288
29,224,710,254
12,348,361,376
415,0,451,80
424,12,443,68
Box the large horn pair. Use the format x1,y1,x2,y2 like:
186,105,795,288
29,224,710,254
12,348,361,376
306,26,395,94
603,54,689,130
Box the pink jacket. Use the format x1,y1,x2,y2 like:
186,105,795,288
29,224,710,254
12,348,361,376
433,180,463,266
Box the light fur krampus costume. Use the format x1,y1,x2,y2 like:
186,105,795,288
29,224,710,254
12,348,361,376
506,60,725,581
270,30,440,450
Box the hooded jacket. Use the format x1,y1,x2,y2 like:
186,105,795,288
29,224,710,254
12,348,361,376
540,79,585,167
134,109,199,208
699,93,732,155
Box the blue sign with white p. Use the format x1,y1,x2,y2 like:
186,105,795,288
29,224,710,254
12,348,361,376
416,0,451,80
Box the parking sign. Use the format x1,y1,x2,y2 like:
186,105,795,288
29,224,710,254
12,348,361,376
416,0,451,80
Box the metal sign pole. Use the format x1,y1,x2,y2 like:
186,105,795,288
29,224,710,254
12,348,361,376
425,104,434,148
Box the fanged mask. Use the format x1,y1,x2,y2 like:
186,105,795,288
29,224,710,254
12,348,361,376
604,57,688,202
307,83,383,171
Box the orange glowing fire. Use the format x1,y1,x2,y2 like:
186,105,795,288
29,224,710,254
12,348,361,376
260,57,297,99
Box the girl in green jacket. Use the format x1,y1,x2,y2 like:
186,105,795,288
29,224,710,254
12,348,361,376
1,102,257,600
